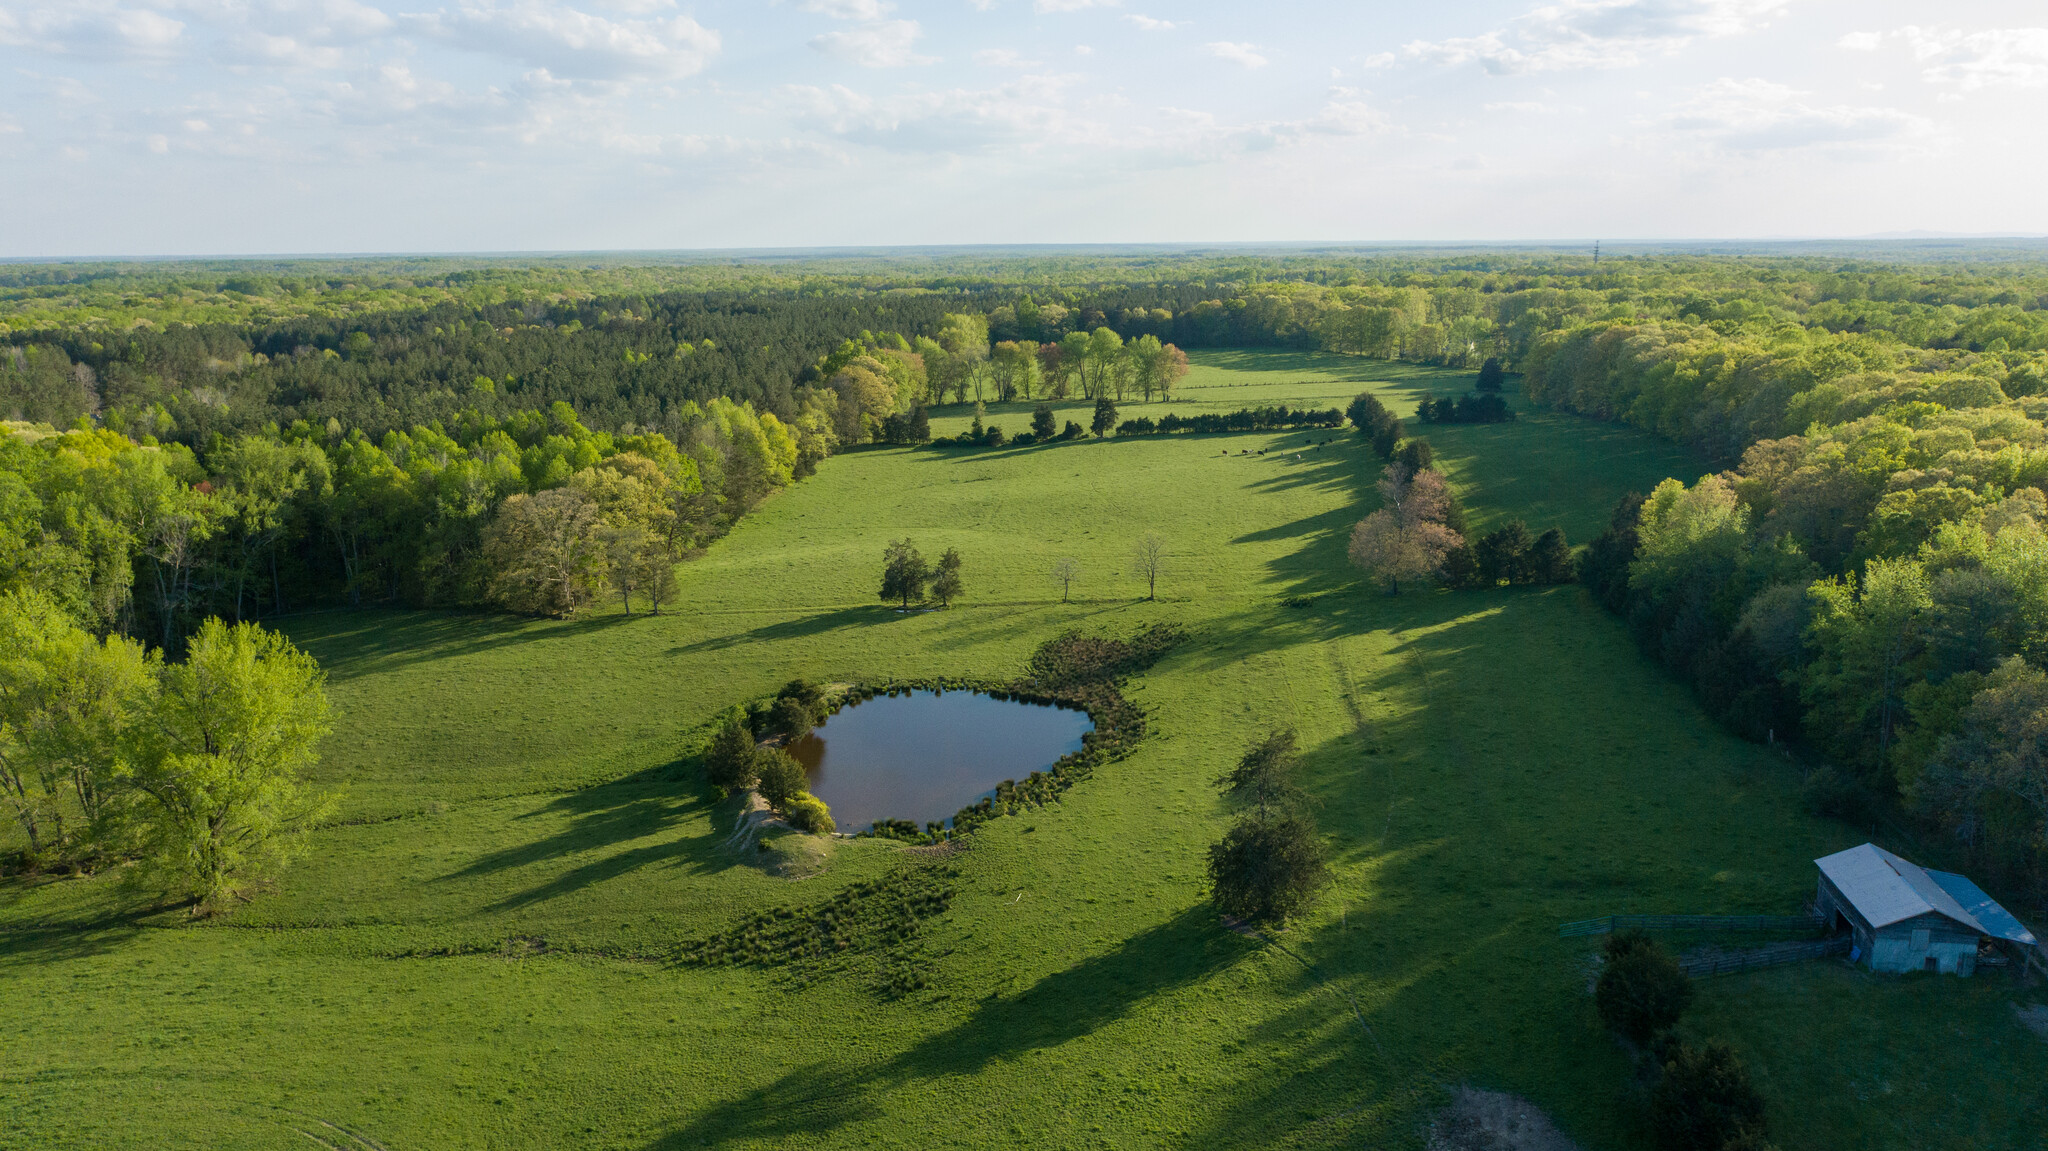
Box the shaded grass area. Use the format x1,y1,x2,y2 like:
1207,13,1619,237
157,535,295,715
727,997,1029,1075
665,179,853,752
4,351,2046,1150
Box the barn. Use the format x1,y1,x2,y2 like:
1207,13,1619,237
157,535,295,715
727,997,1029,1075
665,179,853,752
1814,843,2038,975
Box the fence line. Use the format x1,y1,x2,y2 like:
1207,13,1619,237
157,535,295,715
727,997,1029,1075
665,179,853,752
1679,937,1850,977
1558,914,1827,938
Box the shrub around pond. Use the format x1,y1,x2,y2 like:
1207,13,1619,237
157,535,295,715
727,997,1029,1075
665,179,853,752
755,750,808,808
783,794,835,835
705,719,760,793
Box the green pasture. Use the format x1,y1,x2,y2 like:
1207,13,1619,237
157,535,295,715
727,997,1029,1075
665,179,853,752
4,351,2045,1149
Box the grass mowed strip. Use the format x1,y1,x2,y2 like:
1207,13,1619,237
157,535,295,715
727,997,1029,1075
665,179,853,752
4,351,2043,1149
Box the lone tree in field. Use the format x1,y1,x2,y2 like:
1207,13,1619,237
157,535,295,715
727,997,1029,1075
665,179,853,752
1208,728,1329,924
1348,464,1464,594
1092,394,1119,438
1032,403,1057,440
1051,557,1080,602
1133,533,1167,600
930,548,965,608
879,539,930,608
1209,814,1329,924
125,619,334,913
1476,356,1505,392
1595,930,1694,1044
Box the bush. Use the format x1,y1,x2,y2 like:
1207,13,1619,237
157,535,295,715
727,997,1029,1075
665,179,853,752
705,720,761,792
769,695,815,742
1595,932,1693,1043
1649,1041,1770,1151
783,793,835,835
1032,402,1057,439
1060,420,1086,441
755,749,808,807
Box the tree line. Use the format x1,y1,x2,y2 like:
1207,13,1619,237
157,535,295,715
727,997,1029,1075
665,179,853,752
0,593,332,908
0,397,809,652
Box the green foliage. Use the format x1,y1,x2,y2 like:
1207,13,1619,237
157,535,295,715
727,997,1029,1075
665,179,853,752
1395,438,1435,474
1206,813,1330,925
703,719,759,793
768,695,815,743
1091,395,1118,438
929,548,964,608
1650,1041,1771,1151
124,618,334,910
675,865,956,996
879,538,929,608
753,749,807,810
782,793,835,836
1595,932,1694,1043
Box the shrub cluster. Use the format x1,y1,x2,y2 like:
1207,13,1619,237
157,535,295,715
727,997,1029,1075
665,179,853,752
1348,392,1404,459
1592,930,1776,1151
1442,521,1574,588
673,865,958,997
1418,393,1513,424
1115,405,1344,437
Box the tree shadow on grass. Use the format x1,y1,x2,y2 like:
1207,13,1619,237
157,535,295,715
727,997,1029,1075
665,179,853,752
430,767,749,911
667,605,893,655
290,609,637,682
643,905,1252,1148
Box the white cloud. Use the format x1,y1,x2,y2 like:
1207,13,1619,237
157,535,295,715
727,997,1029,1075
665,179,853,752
147,133,169,153
1661,77,1929,152
1207,41,1267,68
784,74,1085,153
809,20,933,67
1403,0,1789,75
415,3,721,80
1034,0,1117,11
1838,30,1882,51
1125,15,1173,31
1897,25,2048,90
1484,100,1558,113
974,48,1041,67
798,0,894,19
0,3,186,58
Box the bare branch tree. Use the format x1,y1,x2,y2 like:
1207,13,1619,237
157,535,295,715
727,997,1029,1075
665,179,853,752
1133,533,1167,601
1051,556,1080,603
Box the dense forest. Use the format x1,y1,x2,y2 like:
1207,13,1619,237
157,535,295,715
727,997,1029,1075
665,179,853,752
10,247,2048,900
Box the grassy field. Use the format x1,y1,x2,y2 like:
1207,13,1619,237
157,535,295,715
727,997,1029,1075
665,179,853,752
4,350,2046,1149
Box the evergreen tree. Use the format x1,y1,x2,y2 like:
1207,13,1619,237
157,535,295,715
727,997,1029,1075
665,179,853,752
1032,402,1057,440
1476,356,1505,392
1530,527,1573,583
1092,395,1119,438
704,719,760,792
1396,439,1435,474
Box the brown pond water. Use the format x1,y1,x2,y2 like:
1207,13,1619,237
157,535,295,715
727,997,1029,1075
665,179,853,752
787,690,1093,833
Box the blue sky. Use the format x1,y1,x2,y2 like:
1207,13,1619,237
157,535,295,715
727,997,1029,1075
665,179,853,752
3,0,2046,255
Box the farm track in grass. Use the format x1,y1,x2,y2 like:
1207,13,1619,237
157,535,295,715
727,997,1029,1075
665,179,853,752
5,350,2047,1150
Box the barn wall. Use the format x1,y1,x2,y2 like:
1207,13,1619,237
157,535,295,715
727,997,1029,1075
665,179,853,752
1868,913,1979,975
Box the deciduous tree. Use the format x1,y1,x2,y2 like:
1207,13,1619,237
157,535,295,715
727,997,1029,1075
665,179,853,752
124,619,333,912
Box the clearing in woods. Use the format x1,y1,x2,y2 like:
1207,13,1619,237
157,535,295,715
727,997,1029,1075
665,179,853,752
3,350,2045,1149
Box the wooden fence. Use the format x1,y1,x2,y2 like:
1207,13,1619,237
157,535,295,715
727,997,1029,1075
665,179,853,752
1678,937,1850,977
1558,914,1827,938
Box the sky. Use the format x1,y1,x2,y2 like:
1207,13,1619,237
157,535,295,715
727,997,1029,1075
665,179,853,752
2,0,2047,256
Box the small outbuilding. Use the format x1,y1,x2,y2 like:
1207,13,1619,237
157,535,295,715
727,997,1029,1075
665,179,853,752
1814,843,2038,976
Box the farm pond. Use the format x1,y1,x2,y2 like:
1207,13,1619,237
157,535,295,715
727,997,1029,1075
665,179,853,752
787,689,1094,833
